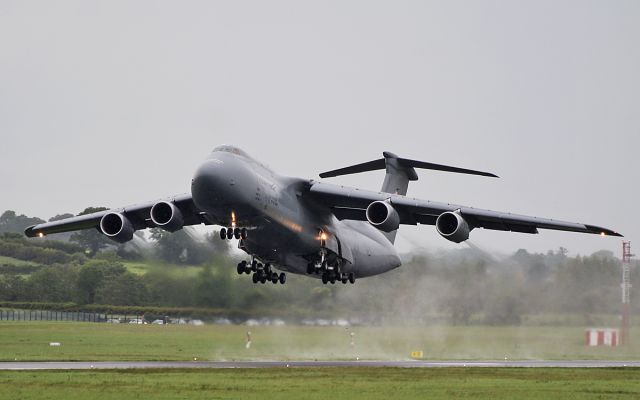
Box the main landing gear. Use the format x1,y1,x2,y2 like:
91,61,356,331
220,227,247,240
237,260,286,285
317,271,355,285
306,250,355,285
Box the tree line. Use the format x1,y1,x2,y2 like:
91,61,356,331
0,209,636,325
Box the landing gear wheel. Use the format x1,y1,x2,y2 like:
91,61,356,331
220,228,227,240
322,274,328,284
279,273,286,284
234,228,241,240
226,227,234,240
237,262,245,275
252,273,259,284
240,228,248,240
348,273,355,284
260,275,267,284
342,277,348,284
330,275,336,284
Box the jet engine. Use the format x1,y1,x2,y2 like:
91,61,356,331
150,201,184,232
99,212,135,243
436,211,470,243
366,200,400,232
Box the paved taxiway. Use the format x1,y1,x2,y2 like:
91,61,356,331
1,360,639,370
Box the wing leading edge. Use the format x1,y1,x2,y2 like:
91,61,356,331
24,194,211,238
307,182,622,237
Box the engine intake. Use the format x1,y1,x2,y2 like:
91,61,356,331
366,200,400,233
150,201,184,232
99,212,135,243
436,211,470,243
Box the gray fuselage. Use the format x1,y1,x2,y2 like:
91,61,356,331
190,147,401,278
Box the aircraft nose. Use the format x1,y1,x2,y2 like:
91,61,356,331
191,159,230,211
191,156,251,212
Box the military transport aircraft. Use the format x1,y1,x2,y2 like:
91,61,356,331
25,145,621,285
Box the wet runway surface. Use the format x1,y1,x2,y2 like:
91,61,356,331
1,360,639,370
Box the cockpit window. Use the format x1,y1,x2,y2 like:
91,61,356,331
213,145,249,158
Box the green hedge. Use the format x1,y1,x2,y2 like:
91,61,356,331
0,301,315,320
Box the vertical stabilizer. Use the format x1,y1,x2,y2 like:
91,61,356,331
378,152,417,243
379,151,418,196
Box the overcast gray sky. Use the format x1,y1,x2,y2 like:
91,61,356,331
1,0,638,257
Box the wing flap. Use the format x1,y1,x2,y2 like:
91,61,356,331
25,212,107,237
331,207,367,221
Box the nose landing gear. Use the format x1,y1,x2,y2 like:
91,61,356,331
220,227,248,241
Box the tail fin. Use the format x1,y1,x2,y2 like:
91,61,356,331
319,152,498,243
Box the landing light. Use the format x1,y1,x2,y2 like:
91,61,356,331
320,232,327,241
37,232,45,238
601,232,606,237
231,211,237,228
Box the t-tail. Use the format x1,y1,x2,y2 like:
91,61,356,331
319,152,498,243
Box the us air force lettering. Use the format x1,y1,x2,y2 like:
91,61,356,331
25,145,621,285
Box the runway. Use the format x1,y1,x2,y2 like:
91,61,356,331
1,360,639,370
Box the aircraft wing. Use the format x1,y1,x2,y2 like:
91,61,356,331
307,182,622,237
24,193,211,238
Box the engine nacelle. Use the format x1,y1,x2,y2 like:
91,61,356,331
366,200,400,233
436,211,470,243
99,212,135,243
150,201,184,232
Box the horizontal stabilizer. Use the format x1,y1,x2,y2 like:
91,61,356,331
319,152,498,179
319,159,386,178
396,157,498,178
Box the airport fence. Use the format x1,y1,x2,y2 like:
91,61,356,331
0,309,143,323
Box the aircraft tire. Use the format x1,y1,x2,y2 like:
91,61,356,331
234,228,241,239
220,228,226,240
348,273,355,284
237,263,244,275
240,228,248,240
279,273,286,284
252,273,259,284
321,274,328,284
226,228,234,240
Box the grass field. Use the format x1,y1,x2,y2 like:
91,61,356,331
2,322,640,399
0,256,38,267
121,261,203,277
0,367,639,399
1,322,639,362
